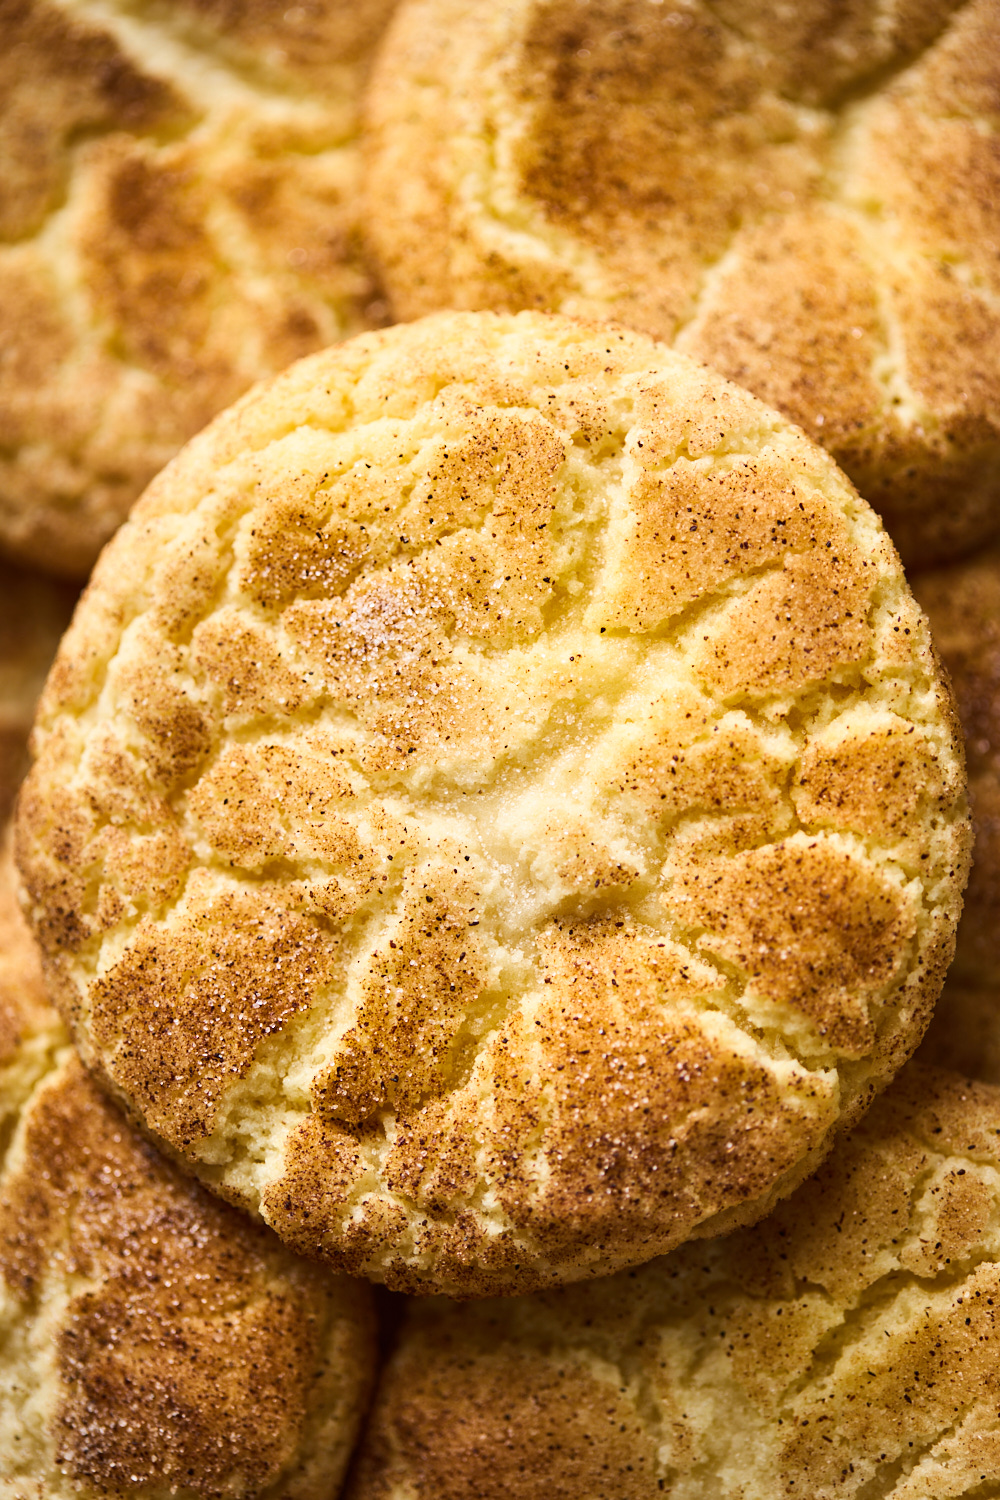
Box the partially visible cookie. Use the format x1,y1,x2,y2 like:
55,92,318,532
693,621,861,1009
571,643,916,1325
913,546,1000,1082
0,845,376,1500
0,839,61,1130
0,0,398,577
16,311,970,1295
0,558,77,823
365,0,1000,565
348,1062,1000,1500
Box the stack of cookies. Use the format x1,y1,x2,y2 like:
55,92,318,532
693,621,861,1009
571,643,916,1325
1,3,999,1496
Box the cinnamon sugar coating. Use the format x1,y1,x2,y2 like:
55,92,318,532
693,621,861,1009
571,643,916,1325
0,844,376,1500
0,0,398,578
348,1064,1000,1500
16,311,970,1295
365,0,1000,566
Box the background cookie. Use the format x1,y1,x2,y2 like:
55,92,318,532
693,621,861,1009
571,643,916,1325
348,1063,1000,1500
0,0,398,577
365,0,1000,566
0,557,77,824
16,311,969,1295
0,843,376,1500
913,547,1000,1083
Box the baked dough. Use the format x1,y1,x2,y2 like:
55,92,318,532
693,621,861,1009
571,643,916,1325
0,0,398,577
347,1063,1000,1500
0,842,376,1500
365,0,1000,566
16,311,970,1295
913,546,1000,1083
0,557,76,823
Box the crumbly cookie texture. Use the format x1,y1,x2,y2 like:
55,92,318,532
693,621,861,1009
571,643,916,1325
914,547,1000,1083
0,558,77,823
365,0,1000,566
0,0,398,578
347,1063,1000,1500
16,311,969,1295
0,844,376,1500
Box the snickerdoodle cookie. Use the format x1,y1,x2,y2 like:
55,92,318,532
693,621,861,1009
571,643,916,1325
0,844,376,1500
348,1063,1000,1500
366,0,1000,566
0,0,397,577
16,311,970,1295
914,547,1000,1083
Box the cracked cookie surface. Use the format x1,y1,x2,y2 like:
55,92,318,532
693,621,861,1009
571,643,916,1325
346,1063,1000,1500
16,311,970,1294
0,0,398,577
365,0,1000,566
0,844,376,1500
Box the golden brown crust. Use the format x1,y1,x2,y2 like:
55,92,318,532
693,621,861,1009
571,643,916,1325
0,839,376,1500
16,311,970,1295
348,1062,1000,1500
1,1058,374,1500
0,0,398,577
365,0,1000,566
349,1346,662,1500
0,840,63,1137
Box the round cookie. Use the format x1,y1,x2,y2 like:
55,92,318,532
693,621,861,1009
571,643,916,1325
913,546,1000,1083
0,0,398,578
0,557,77,824
0,843,376,1500
365,0,1000,566
15,310,970,1296
347,1062,1000,1500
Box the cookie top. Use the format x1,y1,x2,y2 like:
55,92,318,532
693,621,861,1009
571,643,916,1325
16,311,970,1295
0,557,77,823
348,1063,1000,1500
913,546,1000,1083
365,0,1000,566
0,844,376,1500
0,0,398,578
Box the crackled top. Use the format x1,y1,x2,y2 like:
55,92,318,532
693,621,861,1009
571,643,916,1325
0,0,397,576
365,0,1000,565
347,1063,1000,1500
17,311,969,1295
0,845,375,1500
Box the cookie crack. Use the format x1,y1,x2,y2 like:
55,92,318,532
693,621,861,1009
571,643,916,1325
70,0,338,111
